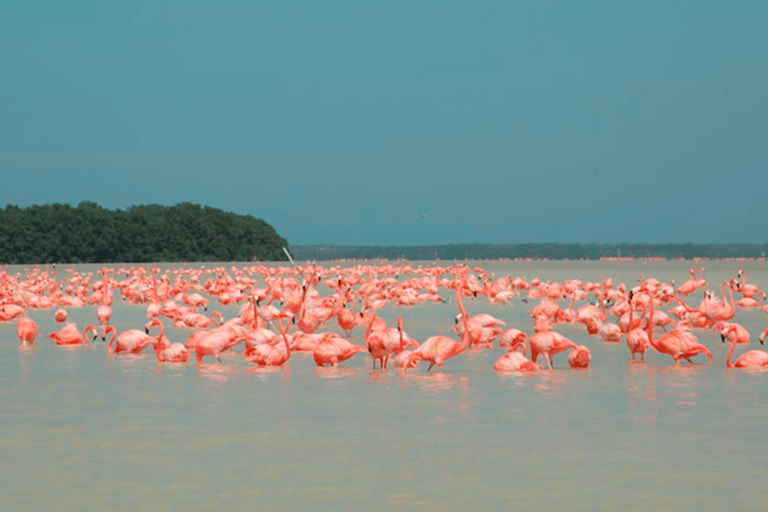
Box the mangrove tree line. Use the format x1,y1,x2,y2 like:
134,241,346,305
0,202,289,263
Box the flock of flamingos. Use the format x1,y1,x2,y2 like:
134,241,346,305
3,261,768,371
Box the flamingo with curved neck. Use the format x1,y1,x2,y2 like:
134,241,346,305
646,295,713,365
723,326,768,368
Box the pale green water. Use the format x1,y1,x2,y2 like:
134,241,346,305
2,260,768,510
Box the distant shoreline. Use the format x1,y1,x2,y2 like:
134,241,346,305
289,244,768,262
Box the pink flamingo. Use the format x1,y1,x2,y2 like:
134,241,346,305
97,303,112,325
568,345,591,368
735,291,763,309
646,297,713,365
364,305,388,369
181,292,209,310
598,321,622,342
54,309,67,323
17,316,38,345
193,321,248,364
102,324,154,354
675,265,698,295
290,332,324,352
246,317,291,367
716,322,749,345
148,318,189,363
702,281,735,324
626,293,649,360
529,329,579,369
404,282,472,372
723,327,768,368
173,311,223,329
394,317,419,369
49,323,98,346
493,338,540,371
312,333,366,367
499,329,528,348
736,267,759,299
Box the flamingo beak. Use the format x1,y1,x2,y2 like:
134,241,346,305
145,327,150,334
760,336,765,346
720,334,725,343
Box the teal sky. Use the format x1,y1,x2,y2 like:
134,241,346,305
2,1,766,246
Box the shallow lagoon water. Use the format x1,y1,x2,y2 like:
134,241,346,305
2,260,768,510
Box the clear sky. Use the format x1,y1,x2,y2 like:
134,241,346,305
2,1,766,246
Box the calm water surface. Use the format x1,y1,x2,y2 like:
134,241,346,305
2,260,768,510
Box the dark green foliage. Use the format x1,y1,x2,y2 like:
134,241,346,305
290,243,768,261
0,202,289,263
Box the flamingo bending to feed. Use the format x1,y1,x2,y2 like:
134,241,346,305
312,333,366,367
17,316,38,345
493,338,540,372
97,304,112,325
529,327,579,369
568,345,591,368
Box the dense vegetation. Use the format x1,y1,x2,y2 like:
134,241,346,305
0,202,289,263
291,243,768,261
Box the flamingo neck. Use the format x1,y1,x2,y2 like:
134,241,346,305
106,327,116,352
455,284,471,355
364,307,377,343
154,320,164,344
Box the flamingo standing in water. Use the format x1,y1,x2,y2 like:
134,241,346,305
17,316,38,345
646,296,713,365
147,318,189,363
54,309,67,323
49,323,98,346
568,345,591,368
312,333,366,367
499,329,527,348
736,267,759,299
246,317,291,367
626,292,649,360
723,327,768,368
405,281,472,372
716,322,749,345
493,338,540,372
103,324,154,354
393,317,419,369
363,305,388,369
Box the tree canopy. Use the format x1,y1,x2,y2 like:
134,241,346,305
0,202,289,263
